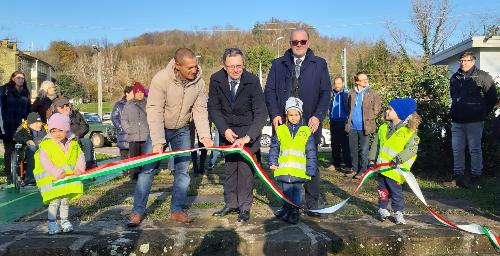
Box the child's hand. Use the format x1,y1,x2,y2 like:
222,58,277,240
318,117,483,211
56,172,66,180
73,169,84,176
270,165,278,170
27,140,35,146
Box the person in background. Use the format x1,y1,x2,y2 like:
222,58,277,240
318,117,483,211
0,71,31,185
112,85,134,159
14,112,48,185
328,77,351,173
32,80,59,123
121,82,149,182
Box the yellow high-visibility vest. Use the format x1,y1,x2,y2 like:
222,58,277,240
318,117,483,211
377,123,417,184
33,138,84,204
274,124,311,180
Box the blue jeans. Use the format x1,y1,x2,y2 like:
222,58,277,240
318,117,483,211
451,122,484,176
208,129,220,168
25,145,37,182
377,175,404,212
132,125,191,215
349,129,370,173
282,182,303,206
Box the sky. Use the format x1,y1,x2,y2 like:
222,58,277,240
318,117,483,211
1,0,499,52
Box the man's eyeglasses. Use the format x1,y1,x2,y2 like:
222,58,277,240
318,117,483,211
58,104,70,108
458,59,473,63
226,65,243,71
290,40,308,46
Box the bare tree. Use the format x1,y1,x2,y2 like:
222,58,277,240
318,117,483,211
387,0,455,60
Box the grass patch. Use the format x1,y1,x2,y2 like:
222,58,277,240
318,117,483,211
73,102,114,113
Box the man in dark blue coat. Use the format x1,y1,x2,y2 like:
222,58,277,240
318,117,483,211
265,29,331,216
209,48,268,222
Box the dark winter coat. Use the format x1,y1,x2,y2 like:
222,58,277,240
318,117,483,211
208,68,267,153
69,110,89,138
111,97,129,149
449,66,498,123
265,48,331,143
14,120,47,145
0,83,31,140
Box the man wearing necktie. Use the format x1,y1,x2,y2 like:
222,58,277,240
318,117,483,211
265,29,332,217
208,48,268,222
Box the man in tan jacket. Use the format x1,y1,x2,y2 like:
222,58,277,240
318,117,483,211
128,48,213,226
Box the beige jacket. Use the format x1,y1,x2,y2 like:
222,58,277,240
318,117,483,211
146,58,210,145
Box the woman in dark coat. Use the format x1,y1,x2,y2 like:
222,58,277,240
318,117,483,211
111,85,134,159
0,71,31,184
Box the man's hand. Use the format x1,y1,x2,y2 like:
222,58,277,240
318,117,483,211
308,116,320,133
27,140,35,146
153,143,164,154
272,116,282,128
270,165,278,170
232,135,251,148
224,129,238,143
199,137,214,147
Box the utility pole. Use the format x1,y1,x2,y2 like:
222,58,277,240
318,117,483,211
275,36,284,58
92,45,103,118
341,48,347,87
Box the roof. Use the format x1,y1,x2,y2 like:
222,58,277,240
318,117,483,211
430,36,500,65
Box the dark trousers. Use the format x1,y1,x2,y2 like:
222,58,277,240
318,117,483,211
304,144,320,209
377,175,404,212
349,129,370,174
190,140,205,173
128,141,146,180
223,153,255,211
3,139,15,184
119,149,129,160
330,120,351,168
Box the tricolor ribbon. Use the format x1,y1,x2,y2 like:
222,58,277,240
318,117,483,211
52,146,500,251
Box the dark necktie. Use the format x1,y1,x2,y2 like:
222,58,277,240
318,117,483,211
295,58,302,79
230,80,237,102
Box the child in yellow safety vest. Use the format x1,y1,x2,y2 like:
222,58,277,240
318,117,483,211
368,98,421,225
34,113,86,235
269,97,317,224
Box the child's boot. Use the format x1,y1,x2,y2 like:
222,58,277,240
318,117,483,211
377,208,390,222
394,211,406,225
61,220,74,233
48,221,61,235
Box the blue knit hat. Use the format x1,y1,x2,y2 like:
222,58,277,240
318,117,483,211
389,98,417,120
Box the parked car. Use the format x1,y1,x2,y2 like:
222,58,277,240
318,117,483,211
260,124,331,148
102,112,111,121
82,112,117,148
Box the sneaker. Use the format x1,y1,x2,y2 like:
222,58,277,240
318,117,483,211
60,220,74,233
394,211,406,225
377,208,390,222
48,221,61,235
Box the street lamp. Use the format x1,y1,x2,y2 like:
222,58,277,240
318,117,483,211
275,36,284,58
92,45,103,118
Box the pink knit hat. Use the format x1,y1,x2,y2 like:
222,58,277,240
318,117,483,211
48,113,71,131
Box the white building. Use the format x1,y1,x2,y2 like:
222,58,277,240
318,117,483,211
430,36,500,83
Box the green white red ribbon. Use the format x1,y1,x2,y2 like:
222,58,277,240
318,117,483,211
51,146,499,251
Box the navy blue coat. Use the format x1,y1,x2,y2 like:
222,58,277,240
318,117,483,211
0,83,31,140
111,97,128,149
265,49,331,143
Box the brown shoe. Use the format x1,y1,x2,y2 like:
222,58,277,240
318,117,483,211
170,211,193,223
127,213,143,227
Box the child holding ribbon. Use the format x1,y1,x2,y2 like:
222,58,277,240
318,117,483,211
34,113,85,235
269,97,317,224
369,98,421,225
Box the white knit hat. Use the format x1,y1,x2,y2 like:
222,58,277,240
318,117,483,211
285,97,303,115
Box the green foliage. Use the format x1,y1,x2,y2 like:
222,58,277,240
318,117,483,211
245,45,274,77
57,73,85,99
48,41,77,71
